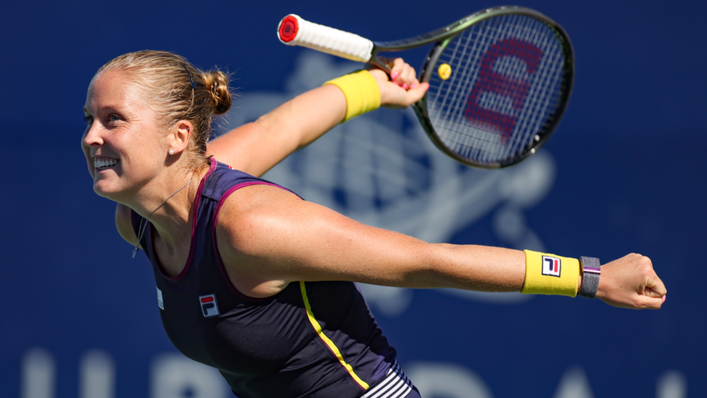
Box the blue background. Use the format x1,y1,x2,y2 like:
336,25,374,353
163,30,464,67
1,0,705,397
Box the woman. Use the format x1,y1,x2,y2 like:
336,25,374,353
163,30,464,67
82,50,666,398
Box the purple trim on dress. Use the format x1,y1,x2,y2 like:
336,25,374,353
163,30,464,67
211,181,292,302
150,159,218,282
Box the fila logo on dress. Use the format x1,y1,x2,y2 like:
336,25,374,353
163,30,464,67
199,294,220,317
541,255,561,277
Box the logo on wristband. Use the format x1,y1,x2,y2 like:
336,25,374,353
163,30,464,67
542,256,561,277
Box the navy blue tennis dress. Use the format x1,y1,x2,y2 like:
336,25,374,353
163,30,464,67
132,159,420,398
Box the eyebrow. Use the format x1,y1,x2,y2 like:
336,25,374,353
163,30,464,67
83,105,120,114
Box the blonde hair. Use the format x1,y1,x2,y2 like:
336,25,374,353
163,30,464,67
95,50,232,170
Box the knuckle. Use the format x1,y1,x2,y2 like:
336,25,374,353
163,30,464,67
639,259,654,272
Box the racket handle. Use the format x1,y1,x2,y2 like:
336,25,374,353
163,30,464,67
277,14,374,62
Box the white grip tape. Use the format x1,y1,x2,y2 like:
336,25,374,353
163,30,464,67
278,14,373,62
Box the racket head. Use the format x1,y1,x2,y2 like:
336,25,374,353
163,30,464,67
412,6,574,168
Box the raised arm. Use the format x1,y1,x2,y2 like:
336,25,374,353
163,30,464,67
208,59,428,177
215,185,667,310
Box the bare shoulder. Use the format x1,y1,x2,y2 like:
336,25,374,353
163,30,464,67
214,183,309,297
115,203,138,246
207,123,263,176
214,184,309,254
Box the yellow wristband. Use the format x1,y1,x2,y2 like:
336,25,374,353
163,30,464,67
521,250,580,297
324,70,381,122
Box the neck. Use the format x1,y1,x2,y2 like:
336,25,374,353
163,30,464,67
130,162,211,250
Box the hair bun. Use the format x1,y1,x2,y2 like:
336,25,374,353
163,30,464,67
203,70,232,115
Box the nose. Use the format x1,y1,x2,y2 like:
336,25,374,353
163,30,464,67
82,121,104,149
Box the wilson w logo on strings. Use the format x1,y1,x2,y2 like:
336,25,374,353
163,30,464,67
465,38,543,143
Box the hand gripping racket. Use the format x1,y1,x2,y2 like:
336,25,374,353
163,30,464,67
277,6,574,168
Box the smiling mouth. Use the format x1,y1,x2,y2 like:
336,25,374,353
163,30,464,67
94,158,119,170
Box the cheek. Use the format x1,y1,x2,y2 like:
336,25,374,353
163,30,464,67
135,139,168,165
120,145,164,180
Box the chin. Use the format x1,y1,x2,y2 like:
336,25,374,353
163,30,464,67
92,177,123,201
93,183,115,200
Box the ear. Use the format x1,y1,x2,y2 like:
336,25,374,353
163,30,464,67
168,120,193,155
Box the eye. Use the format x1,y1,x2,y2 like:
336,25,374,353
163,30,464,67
108,114,121,122
84,114,93,124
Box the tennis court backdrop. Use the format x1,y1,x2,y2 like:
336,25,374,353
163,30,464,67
0,0,704,397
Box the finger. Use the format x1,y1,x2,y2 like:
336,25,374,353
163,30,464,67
389,58,405,82
400,66,419,89
647,276,667,297
404,82,429,104
390,59,420,89
636,294,665,310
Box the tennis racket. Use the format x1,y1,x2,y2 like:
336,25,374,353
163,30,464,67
277,6,574,168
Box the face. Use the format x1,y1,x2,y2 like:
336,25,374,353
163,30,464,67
82,71,169,202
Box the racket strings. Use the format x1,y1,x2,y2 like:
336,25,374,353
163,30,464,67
431,20,512,162
501,16,562,159
426,14,568,165
468,16,556,161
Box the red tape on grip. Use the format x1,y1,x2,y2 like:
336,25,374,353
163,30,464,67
279,15,299,42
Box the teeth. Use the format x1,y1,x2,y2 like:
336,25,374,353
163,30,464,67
94,158,119,169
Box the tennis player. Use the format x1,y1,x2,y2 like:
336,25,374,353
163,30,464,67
82,50,666,398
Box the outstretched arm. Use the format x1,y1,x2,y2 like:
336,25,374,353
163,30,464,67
208,59,428,177
215,184,667,310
